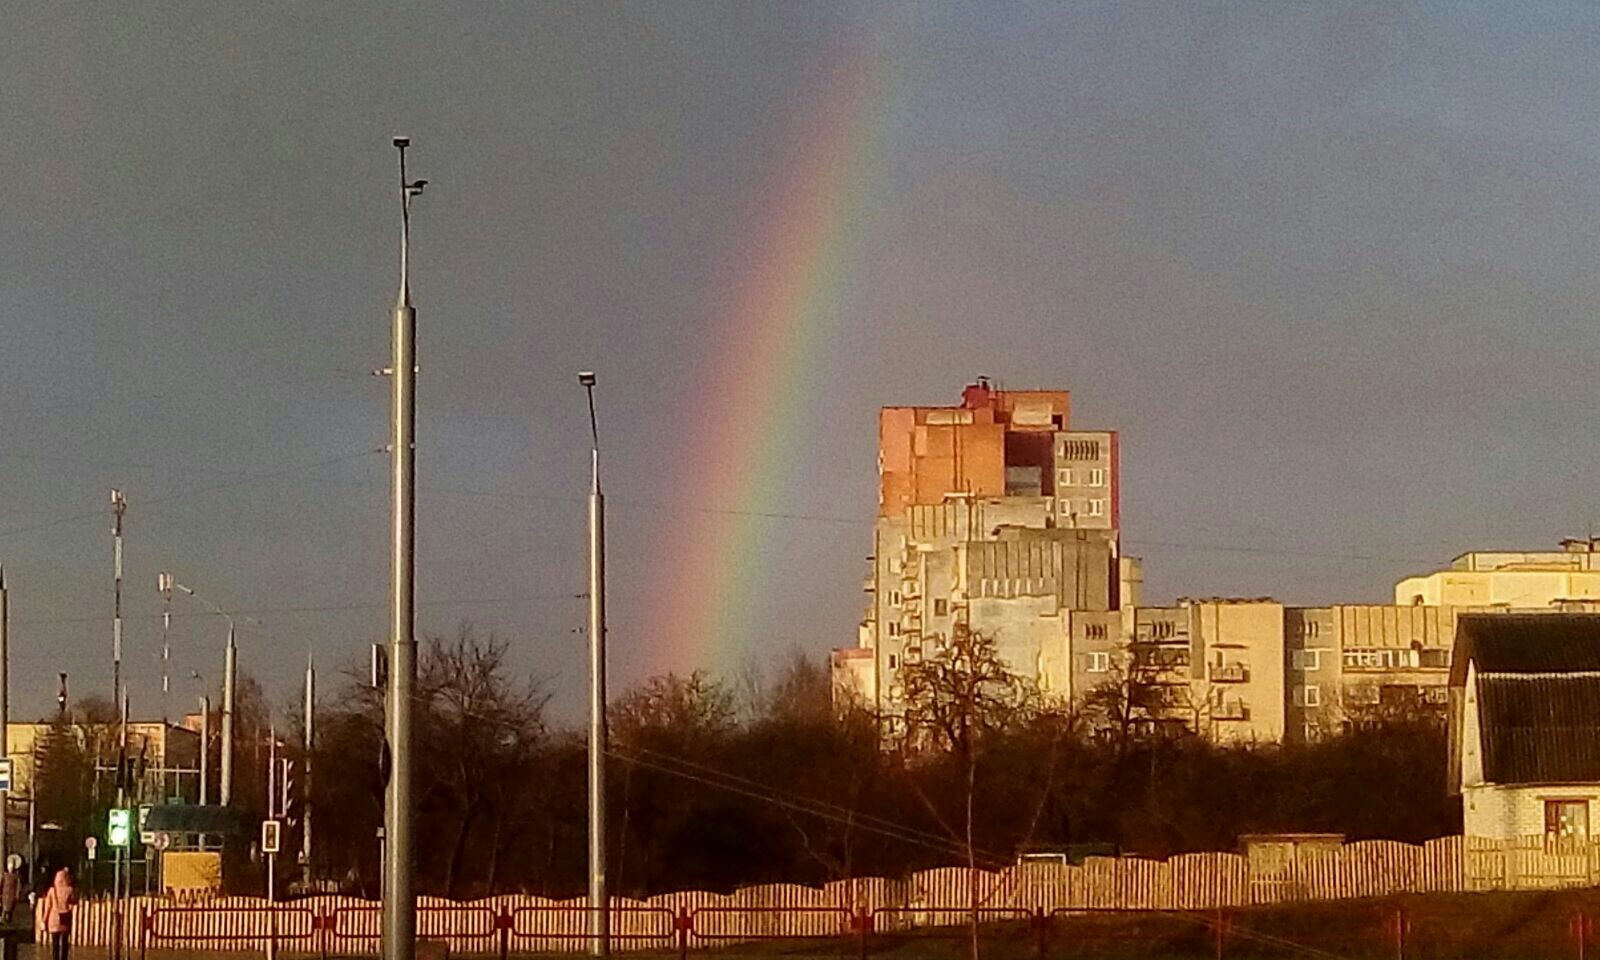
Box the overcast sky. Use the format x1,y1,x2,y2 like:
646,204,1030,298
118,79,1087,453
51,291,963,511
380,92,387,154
5,3,1600,722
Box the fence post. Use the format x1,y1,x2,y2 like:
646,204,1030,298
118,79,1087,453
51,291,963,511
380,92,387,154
1394,907,1405,960
497,906,510,960
1579,911,1588,960
676,907,690,960
1033,907,1049,960
1213,908,1226,960
856,909,872,960
137,905,148,960
317,909,329,960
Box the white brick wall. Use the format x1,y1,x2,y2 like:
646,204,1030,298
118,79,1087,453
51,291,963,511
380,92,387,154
1465,784,1600,840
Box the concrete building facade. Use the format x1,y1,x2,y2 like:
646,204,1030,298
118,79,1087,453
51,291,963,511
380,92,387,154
833,381,1600,747
834,380,1125,716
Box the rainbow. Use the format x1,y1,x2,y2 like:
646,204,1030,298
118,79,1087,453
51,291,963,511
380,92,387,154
650,31,900,676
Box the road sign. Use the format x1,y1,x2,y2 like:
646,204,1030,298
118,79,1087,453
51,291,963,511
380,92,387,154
107,809,131,848
153,832,170,852
0,758,13,792
261,819,281,854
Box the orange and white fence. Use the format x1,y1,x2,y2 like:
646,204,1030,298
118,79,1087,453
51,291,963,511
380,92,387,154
56,835,1600,954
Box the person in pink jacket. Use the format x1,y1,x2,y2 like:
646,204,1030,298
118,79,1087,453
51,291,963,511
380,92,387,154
40,868,74,960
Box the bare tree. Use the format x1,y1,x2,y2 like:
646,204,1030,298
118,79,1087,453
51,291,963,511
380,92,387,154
896,626,1035,960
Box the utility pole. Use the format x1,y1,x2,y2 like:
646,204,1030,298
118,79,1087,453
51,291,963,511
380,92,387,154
159,574,173,727
303,655,314,874
384,135,425,960
0,567,9,878
198,694,210,850
581,371,609,958
221,627,235,806
110,490,126,734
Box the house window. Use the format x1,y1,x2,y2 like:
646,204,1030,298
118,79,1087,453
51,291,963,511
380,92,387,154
1088,652,1110,673
1303,722,1318,742
1058,499,1073,516
1088,468,1105,487
887,623,899,637
1298,685,1321,708
1420,649,1449,669
1058,469,1073,486
1084,623,1108,641
1086,499,1106,518
933,598,948,617
1546,800,1590,848
890,591,902,605
887,654,898,670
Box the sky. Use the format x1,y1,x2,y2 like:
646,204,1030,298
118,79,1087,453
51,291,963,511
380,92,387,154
5,3,1600,722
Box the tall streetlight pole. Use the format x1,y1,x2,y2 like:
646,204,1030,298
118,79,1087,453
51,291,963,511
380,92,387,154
170,581,238,806
384,136,425,960
580,371,609,958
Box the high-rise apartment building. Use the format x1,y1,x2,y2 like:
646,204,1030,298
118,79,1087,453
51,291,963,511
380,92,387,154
833,381,1600,745
834,380,1125,715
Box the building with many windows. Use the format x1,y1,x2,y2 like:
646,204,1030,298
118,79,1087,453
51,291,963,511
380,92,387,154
832,381,1600,745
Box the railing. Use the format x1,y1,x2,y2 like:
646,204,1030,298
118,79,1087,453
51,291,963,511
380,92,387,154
124,899,1600,959
1209,663,1249,683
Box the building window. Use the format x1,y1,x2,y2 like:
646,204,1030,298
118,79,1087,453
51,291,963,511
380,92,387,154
887,654,898,669
1295,649,1323,672
1058,469,1073,486
1088,651,1110,673
1084,623,1108,641
1058,499,1073,516
1146,621,1177,641
1546,800,1590,848
1420,649,1449,669
1088,468,1105,487
1299,620,1320,639
1298,685,1321,707
1303,722,1318,742
1060,439,1101,461
933,598,948,617
1343,648,1421,671
891,590,902,605
887,623,899,637
1422,685,1449,704
1086,499,1106,518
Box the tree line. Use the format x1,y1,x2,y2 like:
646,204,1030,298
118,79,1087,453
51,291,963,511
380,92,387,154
32,625,1456,899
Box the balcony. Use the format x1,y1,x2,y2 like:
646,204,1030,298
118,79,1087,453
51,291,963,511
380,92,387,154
1213,699,1251,721
1210,663,1250,683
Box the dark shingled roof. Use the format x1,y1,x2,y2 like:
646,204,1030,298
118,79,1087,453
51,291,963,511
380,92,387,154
1453,614,1600,785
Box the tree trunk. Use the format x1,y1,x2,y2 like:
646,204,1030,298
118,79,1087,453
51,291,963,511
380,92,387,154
485,808,504,895
967,745,979,960
444,808,474,899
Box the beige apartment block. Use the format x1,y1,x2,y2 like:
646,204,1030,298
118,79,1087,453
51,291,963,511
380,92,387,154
1124,600,1285,743
1397,539,1600,608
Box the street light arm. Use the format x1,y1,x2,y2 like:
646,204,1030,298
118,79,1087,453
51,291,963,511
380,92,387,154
171,582,238,633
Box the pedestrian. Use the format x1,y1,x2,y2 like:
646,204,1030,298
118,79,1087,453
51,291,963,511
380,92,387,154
40,868,74,960
0,860,20,924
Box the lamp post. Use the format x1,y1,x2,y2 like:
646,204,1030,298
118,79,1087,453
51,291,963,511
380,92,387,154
384,136,426,960
170,580,238,806
580,371,609,958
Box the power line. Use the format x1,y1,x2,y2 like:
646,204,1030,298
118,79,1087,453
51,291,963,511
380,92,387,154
12,592,583,627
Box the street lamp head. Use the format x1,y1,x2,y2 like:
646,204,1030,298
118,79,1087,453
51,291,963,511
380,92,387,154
578,371,597,388
393,137,411,149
